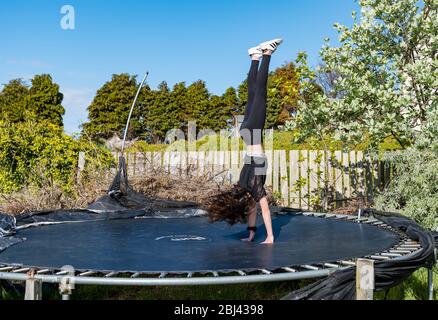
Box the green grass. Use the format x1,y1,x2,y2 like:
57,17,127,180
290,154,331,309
67,267,438,300
2,268,436,300
0,280,316,300
375,267,437,300
69,281,313,300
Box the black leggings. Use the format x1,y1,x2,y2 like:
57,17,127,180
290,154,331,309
240,55,271,146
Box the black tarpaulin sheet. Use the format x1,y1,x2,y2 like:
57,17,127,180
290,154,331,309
283,209,438,300
88,156,198,212
0,156,201,252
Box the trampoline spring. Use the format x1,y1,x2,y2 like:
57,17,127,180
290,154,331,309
401,241,420,245
131,272,141,278
12,268,30,273
36,269,51,274
312,213,326,218
0,266,15,272
282,267,297,273
381,253,403,257
404,241,420,245
104,272,118,278
159,272,168,279
260,269,273,275
369,255,391,260
301,265,320,271
389,249,412,254
55,270,70,276
396,246,418,252
362,219,377,224
323,263,340,268
237,270,247,276
78,271,96,277
339,260,356,266
399,244,421,249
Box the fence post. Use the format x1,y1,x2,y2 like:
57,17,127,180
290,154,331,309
356,258,375,300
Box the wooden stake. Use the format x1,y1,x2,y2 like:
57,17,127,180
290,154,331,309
356,258,375,300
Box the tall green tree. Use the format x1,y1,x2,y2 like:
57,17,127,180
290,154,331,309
141,81,183,142
185,80,211,130
0,76,65,126
222,87,239,116
171,82,189,130
82,74,137,141
28,75,65,127
0,79,29,122
268,62,302,126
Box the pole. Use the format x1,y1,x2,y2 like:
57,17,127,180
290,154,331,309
429,248,436,300
428,267,434,300
121,72,149,153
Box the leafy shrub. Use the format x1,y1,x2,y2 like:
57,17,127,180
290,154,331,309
0,120,113,194
374,107,438,230
374,146,438,230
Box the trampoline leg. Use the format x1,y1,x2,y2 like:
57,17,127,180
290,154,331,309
427,268,433,300
356,259,375,300
59,276,75,300
24,278,42,300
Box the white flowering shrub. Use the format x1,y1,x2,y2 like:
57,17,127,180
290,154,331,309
283,0,438,229
284,0,437,149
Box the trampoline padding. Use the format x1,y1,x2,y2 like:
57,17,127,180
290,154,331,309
0,215,399,273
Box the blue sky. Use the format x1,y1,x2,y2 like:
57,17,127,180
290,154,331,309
0,0,359,134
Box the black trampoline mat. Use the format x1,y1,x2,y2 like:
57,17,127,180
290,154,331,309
0,215,400,273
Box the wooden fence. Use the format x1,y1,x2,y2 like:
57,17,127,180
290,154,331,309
111,150,391,210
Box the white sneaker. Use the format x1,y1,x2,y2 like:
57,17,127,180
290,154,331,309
248,46,263,57
259,38,283,53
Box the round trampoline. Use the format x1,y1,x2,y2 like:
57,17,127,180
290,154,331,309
0,160,428,297
0,213,402,274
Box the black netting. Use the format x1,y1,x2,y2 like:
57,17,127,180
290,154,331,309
0,214,15,237
283,208,438,300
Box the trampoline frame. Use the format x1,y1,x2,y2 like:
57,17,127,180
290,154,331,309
0,211,425,299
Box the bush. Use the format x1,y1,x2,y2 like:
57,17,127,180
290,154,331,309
374,106,438,231
127,130,402,153
374,147,438,230
0,120,113,194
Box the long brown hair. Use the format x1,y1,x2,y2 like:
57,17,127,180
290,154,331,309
203,185,256,225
